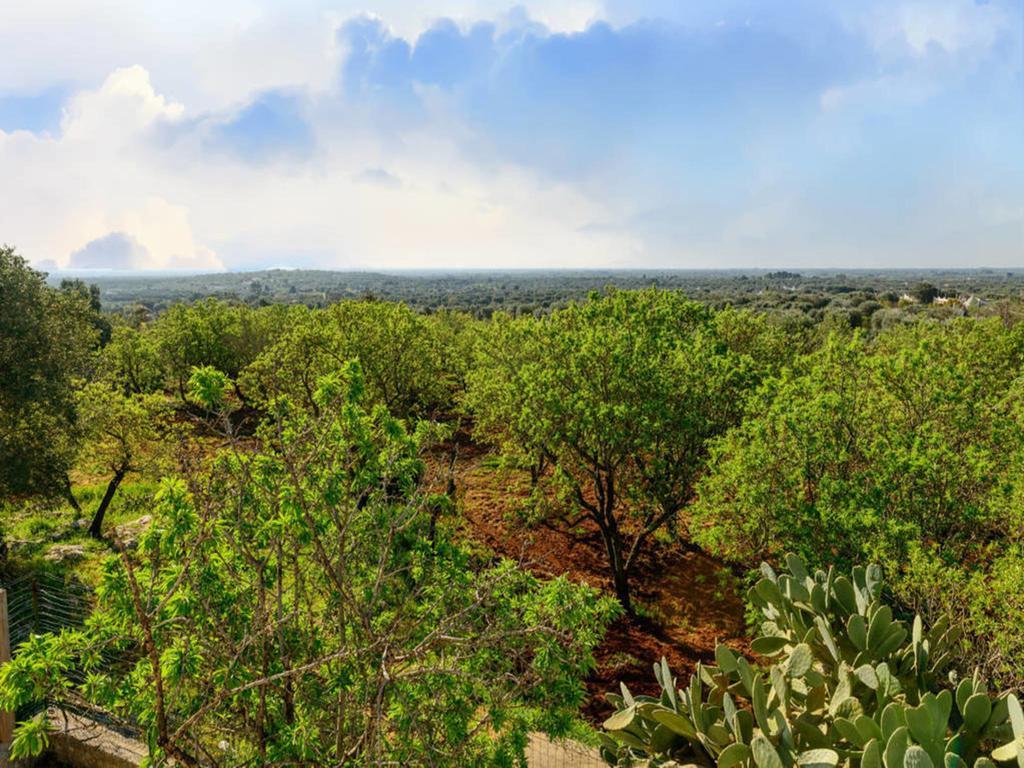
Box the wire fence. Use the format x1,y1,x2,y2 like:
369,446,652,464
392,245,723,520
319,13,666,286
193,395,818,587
526,733,607,768
2,571,94,651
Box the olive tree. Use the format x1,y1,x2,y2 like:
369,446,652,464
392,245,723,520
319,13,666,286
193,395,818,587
692,320,1024,569
76,381,167,538
242,300,458,419
467,290,762,613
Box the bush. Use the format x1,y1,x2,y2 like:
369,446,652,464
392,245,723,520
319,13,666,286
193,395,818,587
600,555,1023,768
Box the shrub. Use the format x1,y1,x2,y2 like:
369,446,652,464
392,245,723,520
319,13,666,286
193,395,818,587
600,555,1023,768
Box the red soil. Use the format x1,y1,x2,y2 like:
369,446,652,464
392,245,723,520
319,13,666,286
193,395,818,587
434,446,749,721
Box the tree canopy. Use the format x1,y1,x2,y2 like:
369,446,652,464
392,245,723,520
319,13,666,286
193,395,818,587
0,247,97,503
466,290,781,612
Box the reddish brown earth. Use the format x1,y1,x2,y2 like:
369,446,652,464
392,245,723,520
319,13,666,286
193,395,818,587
431,445,750,721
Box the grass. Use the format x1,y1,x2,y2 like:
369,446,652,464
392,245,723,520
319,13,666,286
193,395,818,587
2,477,160,588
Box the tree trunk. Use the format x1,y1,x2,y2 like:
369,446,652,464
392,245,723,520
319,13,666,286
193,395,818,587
232,380,251,407
63,474,81,513
612,563,632,616
603,529,632,616
89,468,126,539
593,474,633,616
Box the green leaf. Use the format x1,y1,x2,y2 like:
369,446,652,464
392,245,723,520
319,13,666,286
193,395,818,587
905,746,936,768
751,734,785,768
787,644,814,677
886,727,910,768
603,705,636,731
786,554,809,580
964,694,993,733
848,614,869,651
867,606,894,652
752,636,789,656
716,644,739,674
1009,696,1024,740
906,704,937,746
990,740,1021,764
720,742,753,768
863,739,882,768
798,749,840,768
651,709,698,739
856,664,880,690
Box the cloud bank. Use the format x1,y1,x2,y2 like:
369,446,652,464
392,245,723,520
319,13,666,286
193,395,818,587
0,0,1020,270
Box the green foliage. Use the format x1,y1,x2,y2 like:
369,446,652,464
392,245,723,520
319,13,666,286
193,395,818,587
0,363,616,766
600,556,1020,768
912,284,940,305
9,714,50,759
465,290,782,612
75,378,169,536
241,300,463,418
0,246,97,501
150,298,242,401
187,365,230,409
99,323,165,394
692,320,1024,679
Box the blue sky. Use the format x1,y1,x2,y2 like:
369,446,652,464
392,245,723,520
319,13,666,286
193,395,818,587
0,1,1020,270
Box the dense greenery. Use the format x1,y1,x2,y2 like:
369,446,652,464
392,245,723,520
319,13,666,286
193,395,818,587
0,247,98,506
600,555,1023,768
691,321,1024,681
0,365,616,766
5,248,1024,763
465,291,789,612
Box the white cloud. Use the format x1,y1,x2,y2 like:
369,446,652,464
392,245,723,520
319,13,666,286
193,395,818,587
0,61,637,271
61,66,184,143
0,3,1019,271
848,0,1020,59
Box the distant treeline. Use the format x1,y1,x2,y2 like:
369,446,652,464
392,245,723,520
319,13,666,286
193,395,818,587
47,267,1024,321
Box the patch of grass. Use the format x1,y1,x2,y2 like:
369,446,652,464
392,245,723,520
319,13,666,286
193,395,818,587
632,598,671,630
603,651,643,670
2,477,161,588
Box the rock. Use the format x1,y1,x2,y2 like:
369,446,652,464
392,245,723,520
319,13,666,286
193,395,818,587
111,515,154,548
44,544,86,562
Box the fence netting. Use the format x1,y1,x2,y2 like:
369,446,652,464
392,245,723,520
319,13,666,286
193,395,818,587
3,571,92,650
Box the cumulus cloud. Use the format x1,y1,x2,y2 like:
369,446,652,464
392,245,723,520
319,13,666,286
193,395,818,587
0,2,1020,270
69,232,149,269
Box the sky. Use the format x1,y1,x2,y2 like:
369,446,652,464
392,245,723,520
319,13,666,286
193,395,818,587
0,1,1021,271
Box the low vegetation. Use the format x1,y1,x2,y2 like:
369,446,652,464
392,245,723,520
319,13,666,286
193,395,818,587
600,555,1022,768
3,245,1024,765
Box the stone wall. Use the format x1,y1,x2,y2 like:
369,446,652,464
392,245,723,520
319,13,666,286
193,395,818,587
42,709,146,768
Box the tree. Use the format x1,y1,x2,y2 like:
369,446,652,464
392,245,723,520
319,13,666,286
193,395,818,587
76,381,167,538
99,323,165,394
242,301,458,419
461,313,551,484
0,363,616,766
60,278,112,345
467,290,763,613
151,299,243,404
692,321,1024,569
912,281,939,304
0,246,96,505
690,320,1024,677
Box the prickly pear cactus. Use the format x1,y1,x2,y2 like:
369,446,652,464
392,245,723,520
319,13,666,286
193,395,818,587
599,556,1019,768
